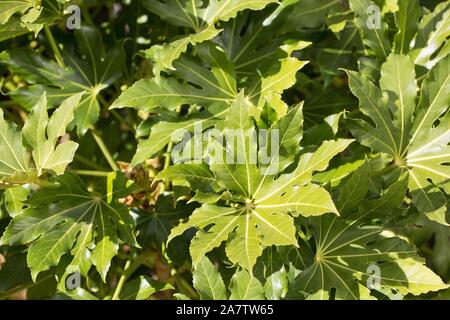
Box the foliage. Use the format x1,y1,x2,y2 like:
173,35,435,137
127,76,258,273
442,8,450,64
0,0,449,300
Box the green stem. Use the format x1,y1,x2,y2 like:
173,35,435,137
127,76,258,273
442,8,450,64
97,94,109,109
161,105,181,189
0,100,17,107
123,251,153,282
112,260,132,300
111,109,136,134
163,142,173,171
75,154,109,171
160,141,173,193
175,274,199,299
92,130,119,171
71,170,111,177
44,25,65,69
110,250,151,300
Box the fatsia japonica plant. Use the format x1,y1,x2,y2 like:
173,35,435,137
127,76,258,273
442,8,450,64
0,0,449,301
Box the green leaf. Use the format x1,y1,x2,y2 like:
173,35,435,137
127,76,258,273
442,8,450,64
119,276,173,300
406,55,450,224
0,110,30,188
262,101,304,174
1,25,125,135
336,160,371,214
4,185,29,217
22,93,82,176
394,0,421,55
156,164,219,193
290,214,449,299
286,0,347,30
144,26,222,78
263,266,288,299
136,195,197,247
209,93,261,198
0,0,61,40
112,43,237,111
167,94,353,272
229,269,264,299
142,0,277,75
0,172,137,281
131,104,229,166
192,257,228,300
316,21,364,85
349,0,391,60
253,139,354,216
0,0,35,25
410,1,450,68
347,54,450,223
0,253,56,300
0,93,81,188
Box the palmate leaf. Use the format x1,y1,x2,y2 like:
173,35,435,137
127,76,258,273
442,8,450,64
130,104,230,166
0,253,56,300
410,0,450,69
141,0,277,76
0,0,61,39
163,94,353,272
136,194,197,247
112,43,237,111
215,8,312,112
284,0,348,30
231,0,360,86
111,44,237,163
114,40,308,165
1,25,125,135
229,268,265,300
316,20,364,85
289,214,449,300
0,0,36,25
346,54,450,224
349,0,449,69
0,93,81,188
393,0,421,55
349,0,391,61
4,185,29,218
113,39,309,112
22,93,80,176
192,256,228,300
289,177,444,299
192,256,264,300
0,172,137,281
302,82,357,127
119,276,173,300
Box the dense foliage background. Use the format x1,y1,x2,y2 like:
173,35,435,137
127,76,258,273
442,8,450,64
0,0,449,300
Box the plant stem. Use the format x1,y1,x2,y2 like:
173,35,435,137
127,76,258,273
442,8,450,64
75,154,110,171
44,25,65,69
110,250,152,300
111,109,136,134
163,142,173,171
175,274,199,299
97,93,110,109
92,130,119,171
160,142,173,193
125,251,152,281
71,170,111,177
112,260,132,300
0,100,17,107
